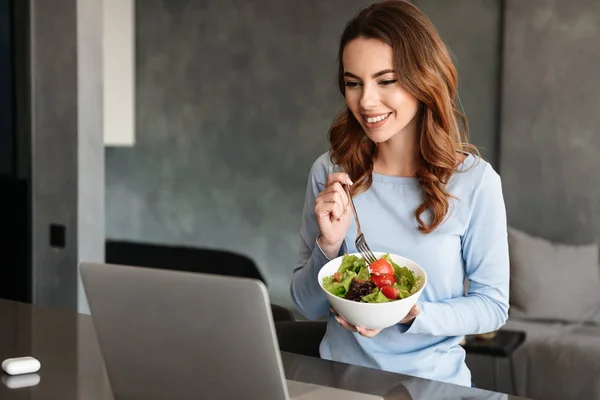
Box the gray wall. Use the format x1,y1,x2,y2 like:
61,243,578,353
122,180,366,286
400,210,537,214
500,0,600,245
30,0,79,310
106,0,368,307
29,0,104,313
75,0,105,314
105,0,504,307
414,0,502,169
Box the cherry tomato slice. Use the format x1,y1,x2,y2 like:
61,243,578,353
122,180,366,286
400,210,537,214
370,273,396,289
369,258,394,276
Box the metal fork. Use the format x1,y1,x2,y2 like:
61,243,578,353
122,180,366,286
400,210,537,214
343,184,377,264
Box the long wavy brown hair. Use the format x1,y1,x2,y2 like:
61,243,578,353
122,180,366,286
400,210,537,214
329,0,478,234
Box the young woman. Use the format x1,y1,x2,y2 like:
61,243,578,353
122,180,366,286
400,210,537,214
290,0,509,387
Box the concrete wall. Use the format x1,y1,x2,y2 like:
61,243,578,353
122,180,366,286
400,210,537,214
30,0,79,310
29,0,104,313
414,0,502,169
500,0,600,245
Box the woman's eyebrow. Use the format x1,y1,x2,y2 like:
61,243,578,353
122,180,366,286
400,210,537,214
343,69,395,79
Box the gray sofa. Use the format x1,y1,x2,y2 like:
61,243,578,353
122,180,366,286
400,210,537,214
502,227,600,400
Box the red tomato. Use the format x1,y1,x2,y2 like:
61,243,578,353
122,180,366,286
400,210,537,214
370,273,396,289
381,286,399,300
334,272,343,282
369,259,394,276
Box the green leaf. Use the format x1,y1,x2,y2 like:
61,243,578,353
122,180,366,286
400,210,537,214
410,276,424,294
323,271,356,297
361,288,390,303
357,266,370,281
338,254,367,274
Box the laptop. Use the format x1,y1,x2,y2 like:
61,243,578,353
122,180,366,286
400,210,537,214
80,262,382,400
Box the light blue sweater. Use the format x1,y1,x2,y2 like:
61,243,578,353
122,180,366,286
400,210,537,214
290,152,509,387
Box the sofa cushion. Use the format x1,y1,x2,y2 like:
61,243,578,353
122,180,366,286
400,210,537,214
508,227,600,323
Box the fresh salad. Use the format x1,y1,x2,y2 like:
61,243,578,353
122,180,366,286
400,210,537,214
322,254,423,303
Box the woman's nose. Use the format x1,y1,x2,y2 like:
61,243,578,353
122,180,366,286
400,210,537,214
359,84,379,109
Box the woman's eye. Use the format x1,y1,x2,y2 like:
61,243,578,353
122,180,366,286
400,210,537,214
379,80,397,86
344,81,360,88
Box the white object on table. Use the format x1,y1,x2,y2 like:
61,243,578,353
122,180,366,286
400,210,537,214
1,356,41,376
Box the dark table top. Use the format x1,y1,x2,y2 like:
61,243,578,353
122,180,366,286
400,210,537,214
0,299,531,399
463,330,527,358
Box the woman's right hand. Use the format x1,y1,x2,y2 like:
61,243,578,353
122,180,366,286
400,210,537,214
315,172,354,259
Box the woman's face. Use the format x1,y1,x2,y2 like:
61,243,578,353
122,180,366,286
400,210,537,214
342,38,419,144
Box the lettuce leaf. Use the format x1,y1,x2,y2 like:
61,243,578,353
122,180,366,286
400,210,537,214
338,254,368,274
323,271,356,297
361,288,390,303
357,266,370,281
383,253,423,295
410,276,424,294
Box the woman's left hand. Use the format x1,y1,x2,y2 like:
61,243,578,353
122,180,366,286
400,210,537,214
330,304,420,338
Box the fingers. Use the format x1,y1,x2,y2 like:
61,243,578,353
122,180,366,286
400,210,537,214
330,308,382,338
355,327,382,338
315,182,349,220
316,191,346,218
399,303,421,324
330,308,357,332
331,304,420,338
321,181,348,200
326,172,353,187
336,315,359,333
410,303,421,317
315,197,343,221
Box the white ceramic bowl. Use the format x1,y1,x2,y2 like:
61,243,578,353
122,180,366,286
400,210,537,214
317,252,427,330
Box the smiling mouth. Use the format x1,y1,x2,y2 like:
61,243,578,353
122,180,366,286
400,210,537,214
364,113,391,123
362,112,391,125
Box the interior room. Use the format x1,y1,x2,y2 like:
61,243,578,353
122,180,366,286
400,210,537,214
1,0,599,399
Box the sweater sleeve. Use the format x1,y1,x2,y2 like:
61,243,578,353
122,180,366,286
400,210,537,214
290,158,348,320
402,164,510,336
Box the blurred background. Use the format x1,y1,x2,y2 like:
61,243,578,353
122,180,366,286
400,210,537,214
1,0,599,399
